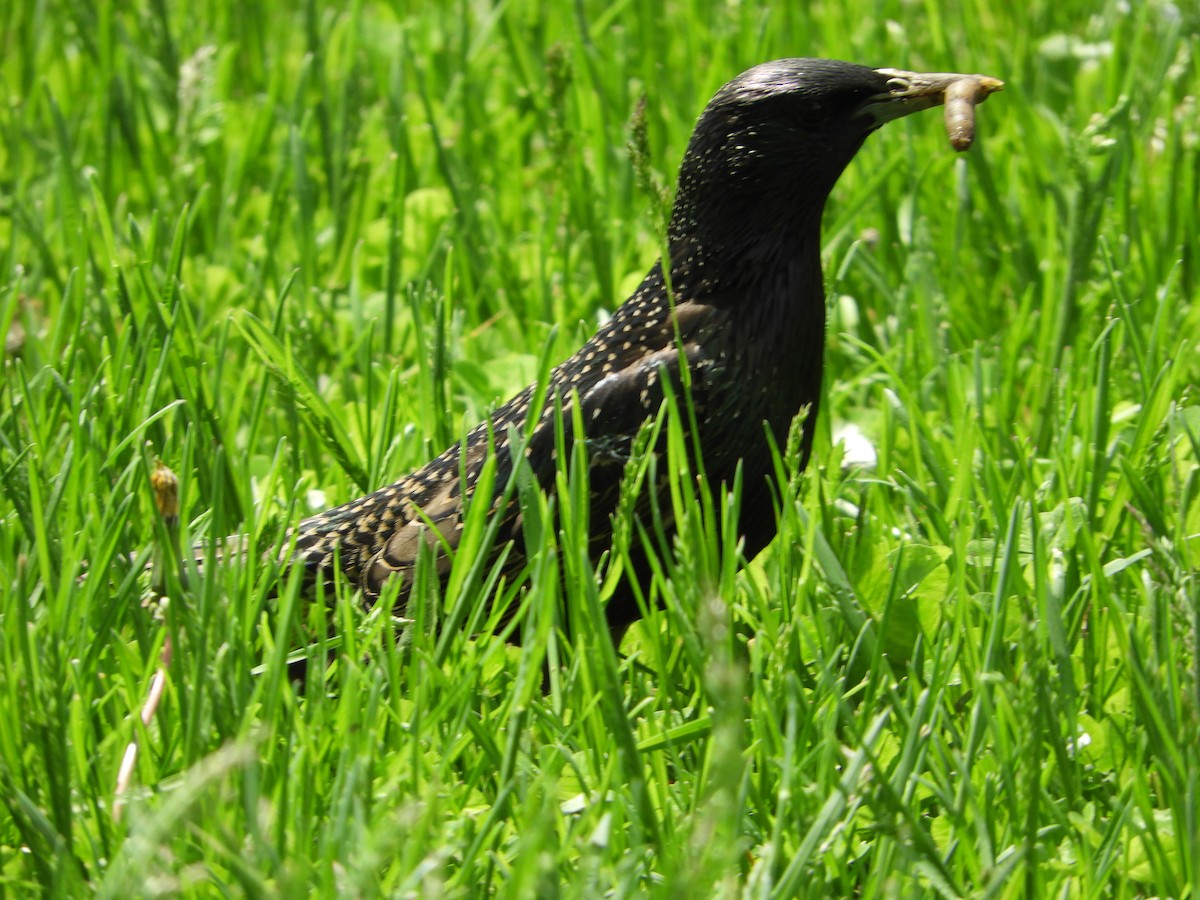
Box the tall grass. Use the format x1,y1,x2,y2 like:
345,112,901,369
1,0,1197,894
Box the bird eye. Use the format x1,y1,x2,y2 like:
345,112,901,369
798,100,830,125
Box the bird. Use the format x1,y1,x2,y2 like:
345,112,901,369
281,59,1002,642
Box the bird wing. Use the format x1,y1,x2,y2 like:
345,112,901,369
290,447,473,603
289,300,723,607
360,477,461,601
577,298,727,469
365,340,715,600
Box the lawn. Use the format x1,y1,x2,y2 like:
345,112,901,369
1,0,1198,896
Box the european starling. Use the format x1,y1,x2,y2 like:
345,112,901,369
286,59,1002,638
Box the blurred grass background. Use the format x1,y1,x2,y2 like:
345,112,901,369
1,0,1198,895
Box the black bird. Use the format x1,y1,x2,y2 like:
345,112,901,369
285,59,1002,639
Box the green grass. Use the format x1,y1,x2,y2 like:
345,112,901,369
2,0,1198,895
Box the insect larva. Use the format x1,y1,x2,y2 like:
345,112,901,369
945,76,1004,151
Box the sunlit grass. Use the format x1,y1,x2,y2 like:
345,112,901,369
1,0,1197,895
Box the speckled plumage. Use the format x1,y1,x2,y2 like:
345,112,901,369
282,59,998,637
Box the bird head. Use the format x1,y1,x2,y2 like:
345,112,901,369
668,59,1000,284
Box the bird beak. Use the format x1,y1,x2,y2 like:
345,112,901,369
861,68,1005,126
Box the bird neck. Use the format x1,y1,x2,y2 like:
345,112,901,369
665,197,826,300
